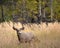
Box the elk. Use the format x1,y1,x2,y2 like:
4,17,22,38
12,25,35,43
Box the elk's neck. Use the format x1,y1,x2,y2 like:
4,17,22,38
16,31,21,41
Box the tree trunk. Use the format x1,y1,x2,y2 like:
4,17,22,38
1,5,5,22
36,0,42,23
50,0,53,21
22,0,26,20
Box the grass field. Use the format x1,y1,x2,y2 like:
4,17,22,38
0,22,60,48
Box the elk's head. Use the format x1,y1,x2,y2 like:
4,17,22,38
12,25,24,33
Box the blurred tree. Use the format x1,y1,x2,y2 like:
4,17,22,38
0,0,60,23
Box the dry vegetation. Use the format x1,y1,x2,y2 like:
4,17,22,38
0,21,60,48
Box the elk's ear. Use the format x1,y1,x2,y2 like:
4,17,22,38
19,27,24,30
13,26,19,31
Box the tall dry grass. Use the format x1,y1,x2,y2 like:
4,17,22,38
0,21,60,48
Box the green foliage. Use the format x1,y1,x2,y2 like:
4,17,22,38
0,0,60,22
